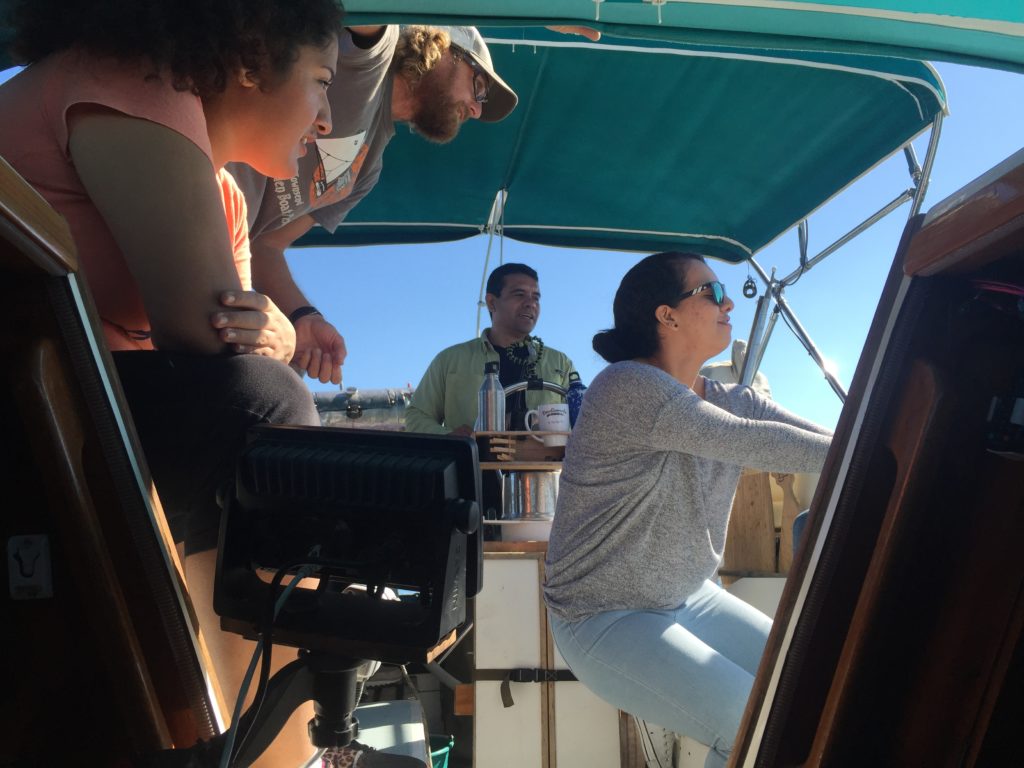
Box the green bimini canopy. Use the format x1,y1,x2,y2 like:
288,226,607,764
340,0,1024,74
298,30,945,262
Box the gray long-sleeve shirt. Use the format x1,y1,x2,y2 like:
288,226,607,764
544,361,832,622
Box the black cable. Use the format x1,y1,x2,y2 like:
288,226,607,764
782,263,807,288
784,222,811,288
778,305,798,337
226,553,385,765
225,567,286,766
777,306,840,390
229,561,318,766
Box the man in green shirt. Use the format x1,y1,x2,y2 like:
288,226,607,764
406,263,575,434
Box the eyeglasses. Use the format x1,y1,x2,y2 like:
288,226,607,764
450,45,491,104
680,281,728,306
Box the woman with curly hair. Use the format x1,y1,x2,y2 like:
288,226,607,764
2,0,341,357
0,0,341,549
544,251,833,768
0,2,343,764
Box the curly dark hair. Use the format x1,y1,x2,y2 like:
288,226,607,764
6,0,343,99
393,25,449,89
593,251,707,363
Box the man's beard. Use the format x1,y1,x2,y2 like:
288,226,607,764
409,67,462,144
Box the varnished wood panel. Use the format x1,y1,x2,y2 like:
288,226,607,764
454,683,474,716
731,216,925,768
1,158,220,764
733,145,1024,768
808,359,948,764
0,156,77,274
904,147,1024,276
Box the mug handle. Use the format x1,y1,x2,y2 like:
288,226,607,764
524,409,544,442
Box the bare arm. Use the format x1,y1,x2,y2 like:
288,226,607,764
69,111,239,354
251,215,348,383
547,26,601,41
251,215,317,315
210,289,296,362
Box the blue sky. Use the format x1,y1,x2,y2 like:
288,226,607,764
286,61,1024,430
2,60,1021,430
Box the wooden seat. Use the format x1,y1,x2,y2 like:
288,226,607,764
0,157,222,764
720,470,777,584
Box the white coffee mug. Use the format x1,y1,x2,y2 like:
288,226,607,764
525,403,570,446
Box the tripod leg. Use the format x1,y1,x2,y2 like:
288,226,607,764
233,653,364,767
230,656,317,768
135,654,364,768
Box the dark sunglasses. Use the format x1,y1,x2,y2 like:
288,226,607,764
681,281,728,306
450,45,491,103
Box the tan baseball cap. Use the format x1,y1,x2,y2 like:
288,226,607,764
443,26,518,122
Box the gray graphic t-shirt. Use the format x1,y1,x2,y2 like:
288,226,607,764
228,25,398,238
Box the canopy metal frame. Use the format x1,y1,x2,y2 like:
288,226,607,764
475,188,510,337
736,111,944,403
469,111,943,404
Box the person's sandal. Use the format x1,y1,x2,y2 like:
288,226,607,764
321,740,427,768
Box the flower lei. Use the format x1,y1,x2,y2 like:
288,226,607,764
506,335,545,380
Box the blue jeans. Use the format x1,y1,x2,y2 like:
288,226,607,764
549,580,772,768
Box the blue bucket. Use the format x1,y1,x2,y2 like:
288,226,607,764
429,734,454,768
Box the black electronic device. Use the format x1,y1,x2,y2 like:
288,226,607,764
214,424,482,663
172,425,484,766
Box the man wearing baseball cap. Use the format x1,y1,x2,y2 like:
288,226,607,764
216,29,599,766
226,25,518,387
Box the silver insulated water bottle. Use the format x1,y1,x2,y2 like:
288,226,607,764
474,360,505,431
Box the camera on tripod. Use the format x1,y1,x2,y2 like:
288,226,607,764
212,425,482,766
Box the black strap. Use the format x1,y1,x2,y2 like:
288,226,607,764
475,668,578,708
103,318,152,341
288,305,322,324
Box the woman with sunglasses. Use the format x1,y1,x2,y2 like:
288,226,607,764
544,251,832,768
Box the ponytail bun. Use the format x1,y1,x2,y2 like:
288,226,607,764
593,328,630,363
